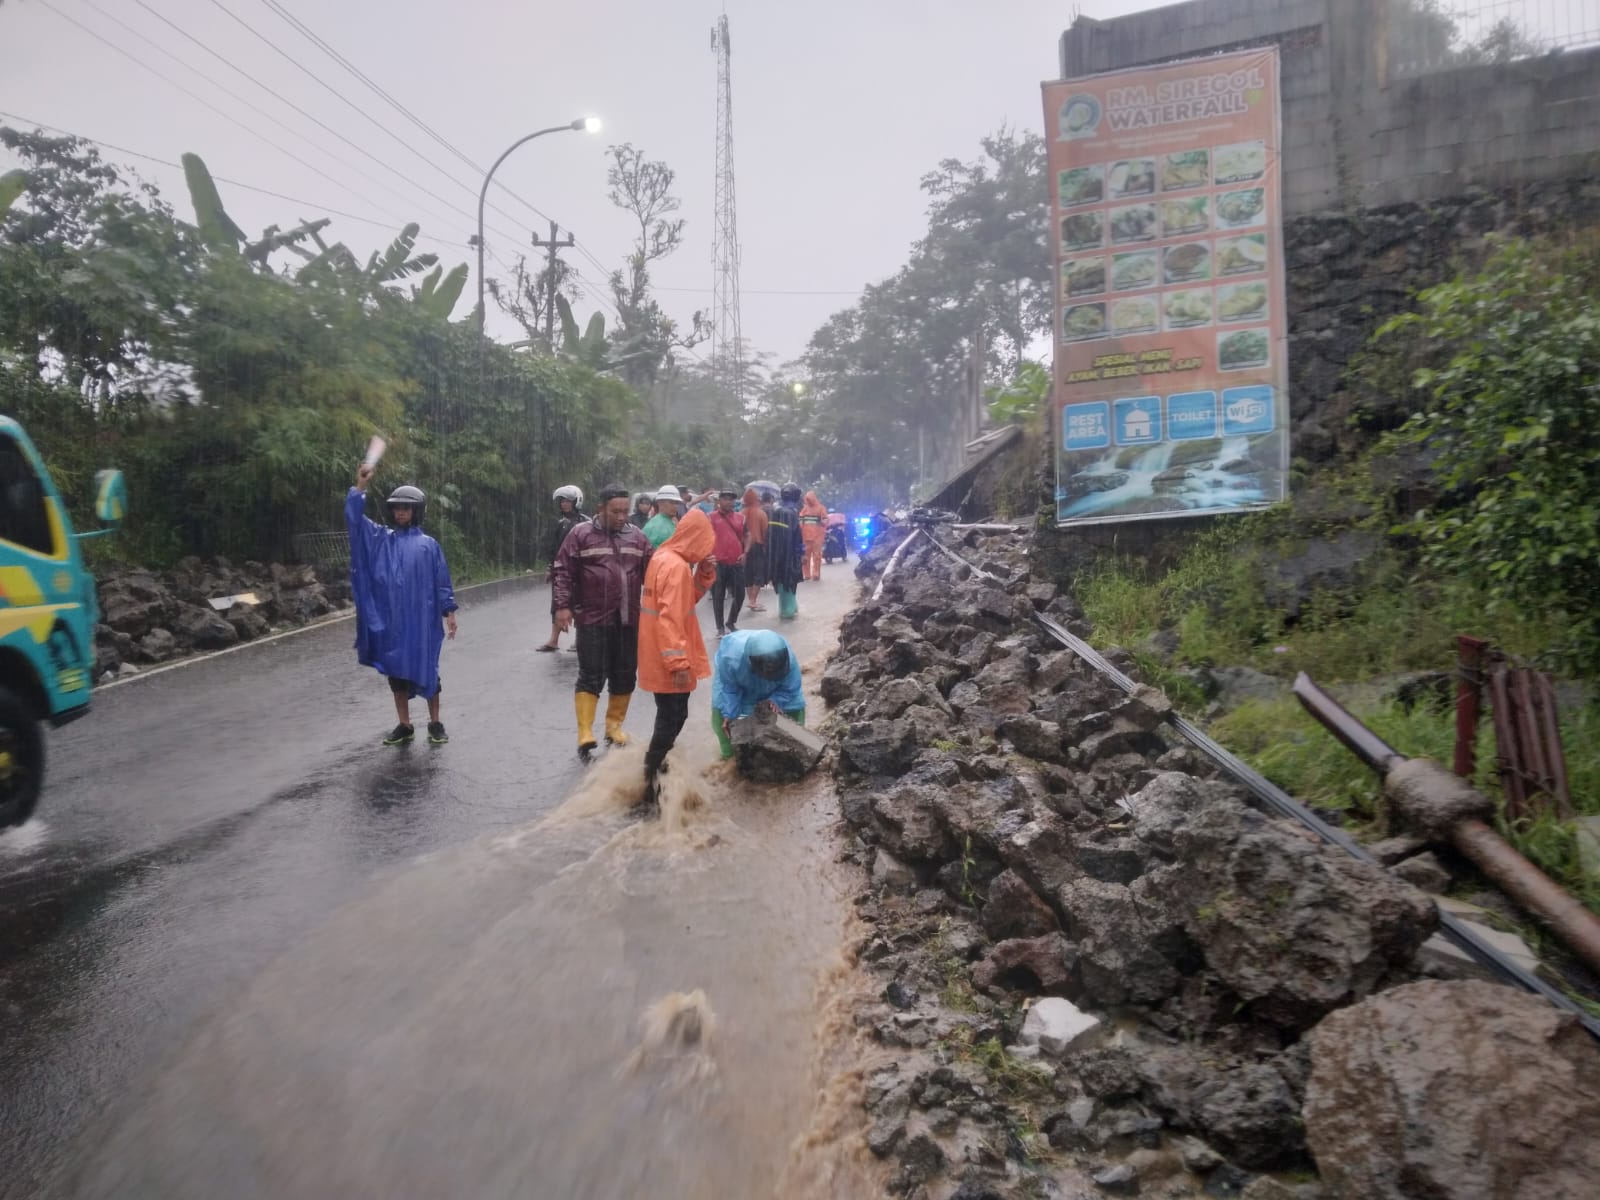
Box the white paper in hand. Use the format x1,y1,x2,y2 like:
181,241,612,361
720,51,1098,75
362,435,387,469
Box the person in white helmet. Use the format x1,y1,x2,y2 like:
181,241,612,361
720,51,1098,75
642,484,684,548
538,485,587,652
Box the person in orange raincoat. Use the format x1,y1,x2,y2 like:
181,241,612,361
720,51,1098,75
799,489,828,581
638,508,718,803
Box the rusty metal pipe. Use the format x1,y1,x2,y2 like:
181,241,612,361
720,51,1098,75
1450,817,1600,978
1296,671,1600,981
1291,672,1403,774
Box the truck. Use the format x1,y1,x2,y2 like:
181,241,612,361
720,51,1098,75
0,415,125,829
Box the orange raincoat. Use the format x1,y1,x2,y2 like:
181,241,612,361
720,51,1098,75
638,508,716,693
800,490,828,581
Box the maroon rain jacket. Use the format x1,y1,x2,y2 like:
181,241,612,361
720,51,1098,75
551,516,653,626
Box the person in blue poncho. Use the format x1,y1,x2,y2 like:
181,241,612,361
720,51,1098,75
710,629,806,759
348,462,458,746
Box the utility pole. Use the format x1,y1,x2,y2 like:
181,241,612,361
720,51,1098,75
530,219,575,348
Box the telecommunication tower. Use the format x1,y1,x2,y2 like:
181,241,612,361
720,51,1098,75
710,14,744,403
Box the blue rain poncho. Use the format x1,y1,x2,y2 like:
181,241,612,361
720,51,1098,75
346,487,457,699
711,629,804,719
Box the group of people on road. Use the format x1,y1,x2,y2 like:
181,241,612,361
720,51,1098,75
344,465,824,810
540,479,824,804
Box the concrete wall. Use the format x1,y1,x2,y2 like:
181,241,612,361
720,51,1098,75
1058,0,1600,216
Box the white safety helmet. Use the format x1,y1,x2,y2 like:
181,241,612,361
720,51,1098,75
552,485,583,508
654,485,683,504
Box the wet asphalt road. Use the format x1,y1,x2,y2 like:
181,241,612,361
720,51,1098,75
0,575,615,1196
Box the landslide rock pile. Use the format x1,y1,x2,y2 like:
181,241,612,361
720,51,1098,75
825,525,1590,1199
95,557,348,676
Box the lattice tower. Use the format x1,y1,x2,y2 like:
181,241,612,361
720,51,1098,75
710,14,744,404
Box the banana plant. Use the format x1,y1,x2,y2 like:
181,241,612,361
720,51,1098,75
182,152,328,267
0,168,26,215
555,294,610,368
413,262,468,320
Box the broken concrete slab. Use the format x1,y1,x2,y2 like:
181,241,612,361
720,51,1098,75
730,711,826,782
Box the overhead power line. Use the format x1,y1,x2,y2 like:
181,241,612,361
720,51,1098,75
67,0,468,238
125,0,520,244
0,110,477,253
253,0,624,298
209,0,545,247
33,0,411,227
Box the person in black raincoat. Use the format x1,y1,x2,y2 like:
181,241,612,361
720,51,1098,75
538,485,587,652
347,462,458,746
767,483,805,620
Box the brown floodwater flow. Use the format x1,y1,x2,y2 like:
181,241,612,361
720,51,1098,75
60,571,884,1199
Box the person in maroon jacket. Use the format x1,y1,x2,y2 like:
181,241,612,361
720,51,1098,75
551,482,653,758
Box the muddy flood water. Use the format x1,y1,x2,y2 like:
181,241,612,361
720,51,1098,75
58,571,883,1199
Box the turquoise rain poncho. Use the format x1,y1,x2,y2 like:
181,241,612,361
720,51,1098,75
346,487,457,699
711,629,804,718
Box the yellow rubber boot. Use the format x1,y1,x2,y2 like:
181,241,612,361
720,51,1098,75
575,691,600,756
604,693,633,746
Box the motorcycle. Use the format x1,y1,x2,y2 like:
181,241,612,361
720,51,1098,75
823,523,848,564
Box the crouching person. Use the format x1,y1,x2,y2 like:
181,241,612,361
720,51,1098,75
710,629,805,759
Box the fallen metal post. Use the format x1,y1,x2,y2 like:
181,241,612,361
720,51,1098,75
1295,672,1600,981
869,528,926,603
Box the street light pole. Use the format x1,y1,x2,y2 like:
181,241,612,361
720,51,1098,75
462,116,600,506
474,117,602,336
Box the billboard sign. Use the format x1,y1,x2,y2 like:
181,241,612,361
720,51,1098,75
1042,48,1289,526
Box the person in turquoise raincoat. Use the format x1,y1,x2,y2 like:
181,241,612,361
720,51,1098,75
709,629,805,759
348,462,458,746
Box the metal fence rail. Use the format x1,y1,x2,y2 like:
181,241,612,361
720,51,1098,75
1386,0,1600,76
291,531,349,575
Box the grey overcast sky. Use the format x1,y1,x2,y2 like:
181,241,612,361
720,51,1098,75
0,0,1160,365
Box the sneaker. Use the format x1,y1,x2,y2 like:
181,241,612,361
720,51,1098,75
427,721,448,744
383,723,415,746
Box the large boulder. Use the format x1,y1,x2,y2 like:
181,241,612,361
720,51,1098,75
170,604,240,652
1149,780,1436,1029
841,718,920,776
1303,979,1600,1199
225,604,271,641
971,652,1033,716
97,570,176,639
980,869,1060,940
857,675,951,722
820,653,874,706
972,933,1074,994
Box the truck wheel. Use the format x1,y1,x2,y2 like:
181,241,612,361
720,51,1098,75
0,687,44,829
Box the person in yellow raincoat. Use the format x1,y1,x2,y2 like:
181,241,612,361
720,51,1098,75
799,489,828,581
638,508,717,804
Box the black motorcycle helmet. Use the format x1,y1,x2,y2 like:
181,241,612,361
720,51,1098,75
386,484,426,525
780,482,803,504
746,630,791,681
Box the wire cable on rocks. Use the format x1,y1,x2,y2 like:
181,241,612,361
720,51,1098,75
879,524,1600,1039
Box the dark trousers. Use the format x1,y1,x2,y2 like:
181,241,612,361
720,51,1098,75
645,692,691,773
575,619,638,695
712,562,745,631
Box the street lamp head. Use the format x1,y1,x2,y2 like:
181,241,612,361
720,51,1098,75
574,116,603,133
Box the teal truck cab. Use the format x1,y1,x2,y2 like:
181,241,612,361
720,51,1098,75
0,415,125,828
